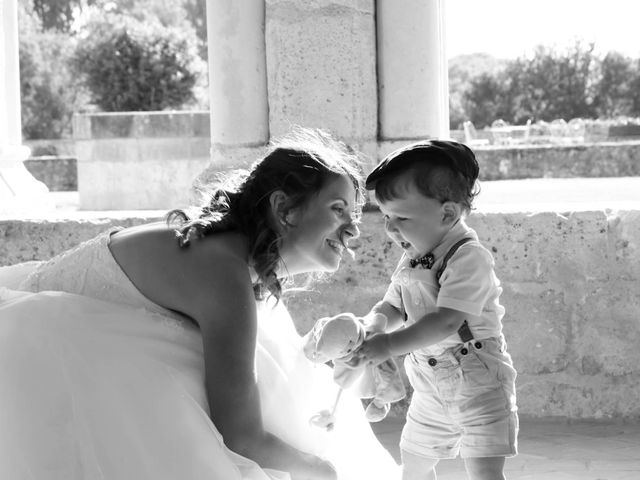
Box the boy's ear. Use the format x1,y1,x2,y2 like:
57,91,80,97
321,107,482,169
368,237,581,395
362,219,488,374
441,201,462,226
269,190,291,226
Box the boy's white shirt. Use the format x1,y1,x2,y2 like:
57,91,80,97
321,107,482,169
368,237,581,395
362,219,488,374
382,220,505,356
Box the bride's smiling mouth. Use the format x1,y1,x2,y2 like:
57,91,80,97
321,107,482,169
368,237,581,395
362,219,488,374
326,239,345,255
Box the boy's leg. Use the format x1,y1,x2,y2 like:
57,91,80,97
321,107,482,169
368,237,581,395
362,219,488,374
401,450,439,480
463,456,506,480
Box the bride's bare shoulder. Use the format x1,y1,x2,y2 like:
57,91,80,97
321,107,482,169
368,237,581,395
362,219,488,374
110,224,252,311
112,223,248,265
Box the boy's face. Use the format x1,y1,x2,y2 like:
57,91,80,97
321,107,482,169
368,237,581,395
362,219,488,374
377,182,451,260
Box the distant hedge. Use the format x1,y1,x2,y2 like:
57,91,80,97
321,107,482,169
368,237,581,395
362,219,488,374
72,16,200,112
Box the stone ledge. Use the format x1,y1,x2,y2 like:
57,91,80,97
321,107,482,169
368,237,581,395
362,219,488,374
2,208,639,420
474,141,640,180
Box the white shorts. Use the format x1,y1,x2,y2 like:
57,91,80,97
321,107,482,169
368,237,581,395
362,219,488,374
400,337,518,459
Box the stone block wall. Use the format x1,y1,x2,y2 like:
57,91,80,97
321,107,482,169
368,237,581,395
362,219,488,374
73,111,212,210
0,217,159,265
474,141,640,180
2,209,639,419
25,140,640,196
284,210,640,420
24,156,77,191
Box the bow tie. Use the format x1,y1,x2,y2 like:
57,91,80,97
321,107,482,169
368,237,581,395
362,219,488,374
410,252,435,269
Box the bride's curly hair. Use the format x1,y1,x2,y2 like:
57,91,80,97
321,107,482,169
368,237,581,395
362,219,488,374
166,127,364,300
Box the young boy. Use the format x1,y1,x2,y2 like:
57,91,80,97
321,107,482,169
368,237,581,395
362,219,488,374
356,140,518,480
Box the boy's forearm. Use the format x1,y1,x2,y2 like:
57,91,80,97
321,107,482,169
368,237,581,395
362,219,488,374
387,309,465,356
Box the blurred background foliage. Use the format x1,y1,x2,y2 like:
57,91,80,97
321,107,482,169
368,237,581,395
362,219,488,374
18,0,208,140
17,0,640,139
71,15,201,112
449,41,640,129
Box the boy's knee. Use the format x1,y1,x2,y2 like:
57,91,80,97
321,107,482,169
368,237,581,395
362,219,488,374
401,450,439,480
463,456,505,480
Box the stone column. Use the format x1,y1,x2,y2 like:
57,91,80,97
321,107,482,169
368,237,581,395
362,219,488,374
265,0,378,161
204,0,269,174
0,0,50,217
377,0,449,153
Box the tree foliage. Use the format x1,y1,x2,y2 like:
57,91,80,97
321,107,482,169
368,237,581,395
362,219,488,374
72,15,201,112
29,0,89,32
453,42,640,128
18,0,207,138
448,54,507,130
18,2,86,139
592,52,638,117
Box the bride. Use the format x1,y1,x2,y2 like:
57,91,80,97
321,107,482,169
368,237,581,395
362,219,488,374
0,128,399,480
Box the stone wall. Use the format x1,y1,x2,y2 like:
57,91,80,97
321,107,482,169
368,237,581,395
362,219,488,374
73,111,211,210
2,209,639,420
285,210,640,420
24,156,77,191
25,140,640,196
475,141,640,180
0,217,159,265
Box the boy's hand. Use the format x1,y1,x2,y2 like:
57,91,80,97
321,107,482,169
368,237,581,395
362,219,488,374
356,333,392,366
361,312,388,337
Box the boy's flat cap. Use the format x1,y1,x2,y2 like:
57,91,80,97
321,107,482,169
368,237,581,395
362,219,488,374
365,140,478,190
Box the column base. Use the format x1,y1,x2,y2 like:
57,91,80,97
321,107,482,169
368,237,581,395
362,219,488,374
0,145,53,217
194,143,267,188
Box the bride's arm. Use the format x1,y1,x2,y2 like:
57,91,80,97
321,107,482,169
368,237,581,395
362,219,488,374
182,252,336,480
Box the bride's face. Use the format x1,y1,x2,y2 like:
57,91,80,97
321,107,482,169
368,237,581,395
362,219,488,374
278,175,360,275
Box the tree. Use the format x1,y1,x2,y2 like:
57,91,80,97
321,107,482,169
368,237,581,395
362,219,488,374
19,2,86,139
457,42,606,126
593,52,636,117
72,15,201,111
631,59,640,116
462,73,510,128
448,53,507,129
508,43,598,122
28,0,78,31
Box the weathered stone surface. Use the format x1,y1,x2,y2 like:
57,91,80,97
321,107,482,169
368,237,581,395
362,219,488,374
24,156,77,191
0,217,159,265
28,142,640,196
2,208,640,419
73,112,212,210
265,0,377,142
474,141,640,180
284,209,640,419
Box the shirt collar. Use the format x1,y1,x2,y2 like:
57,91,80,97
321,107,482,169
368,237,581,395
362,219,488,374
401,219,476,270
431,219,476,260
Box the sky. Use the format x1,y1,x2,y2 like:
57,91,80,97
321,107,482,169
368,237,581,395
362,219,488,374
446,0,640,59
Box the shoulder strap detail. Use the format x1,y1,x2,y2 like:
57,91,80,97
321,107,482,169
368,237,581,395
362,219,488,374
435,237,474,285
436,237,474,342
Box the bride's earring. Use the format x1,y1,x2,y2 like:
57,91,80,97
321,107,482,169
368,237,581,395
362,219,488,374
280,214,293,228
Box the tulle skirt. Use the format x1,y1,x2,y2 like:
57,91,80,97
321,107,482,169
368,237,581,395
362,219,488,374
0,287,399,480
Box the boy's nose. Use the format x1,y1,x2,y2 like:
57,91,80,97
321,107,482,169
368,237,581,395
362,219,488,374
384,217,397,233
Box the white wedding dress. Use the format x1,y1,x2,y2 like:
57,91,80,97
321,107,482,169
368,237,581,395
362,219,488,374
0,230,399,480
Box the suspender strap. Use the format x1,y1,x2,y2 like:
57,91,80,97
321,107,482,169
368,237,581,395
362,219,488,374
437,237,474,342
400,237,475,343
457,319,474,343
435,237,474,283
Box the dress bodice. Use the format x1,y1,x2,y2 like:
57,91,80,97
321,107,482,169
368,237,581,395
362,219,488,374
19,228,183,321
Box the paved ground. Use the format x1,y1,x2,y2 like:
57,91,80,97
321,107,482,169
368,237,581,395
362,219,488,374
474,177,640,213
372,417,640,480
